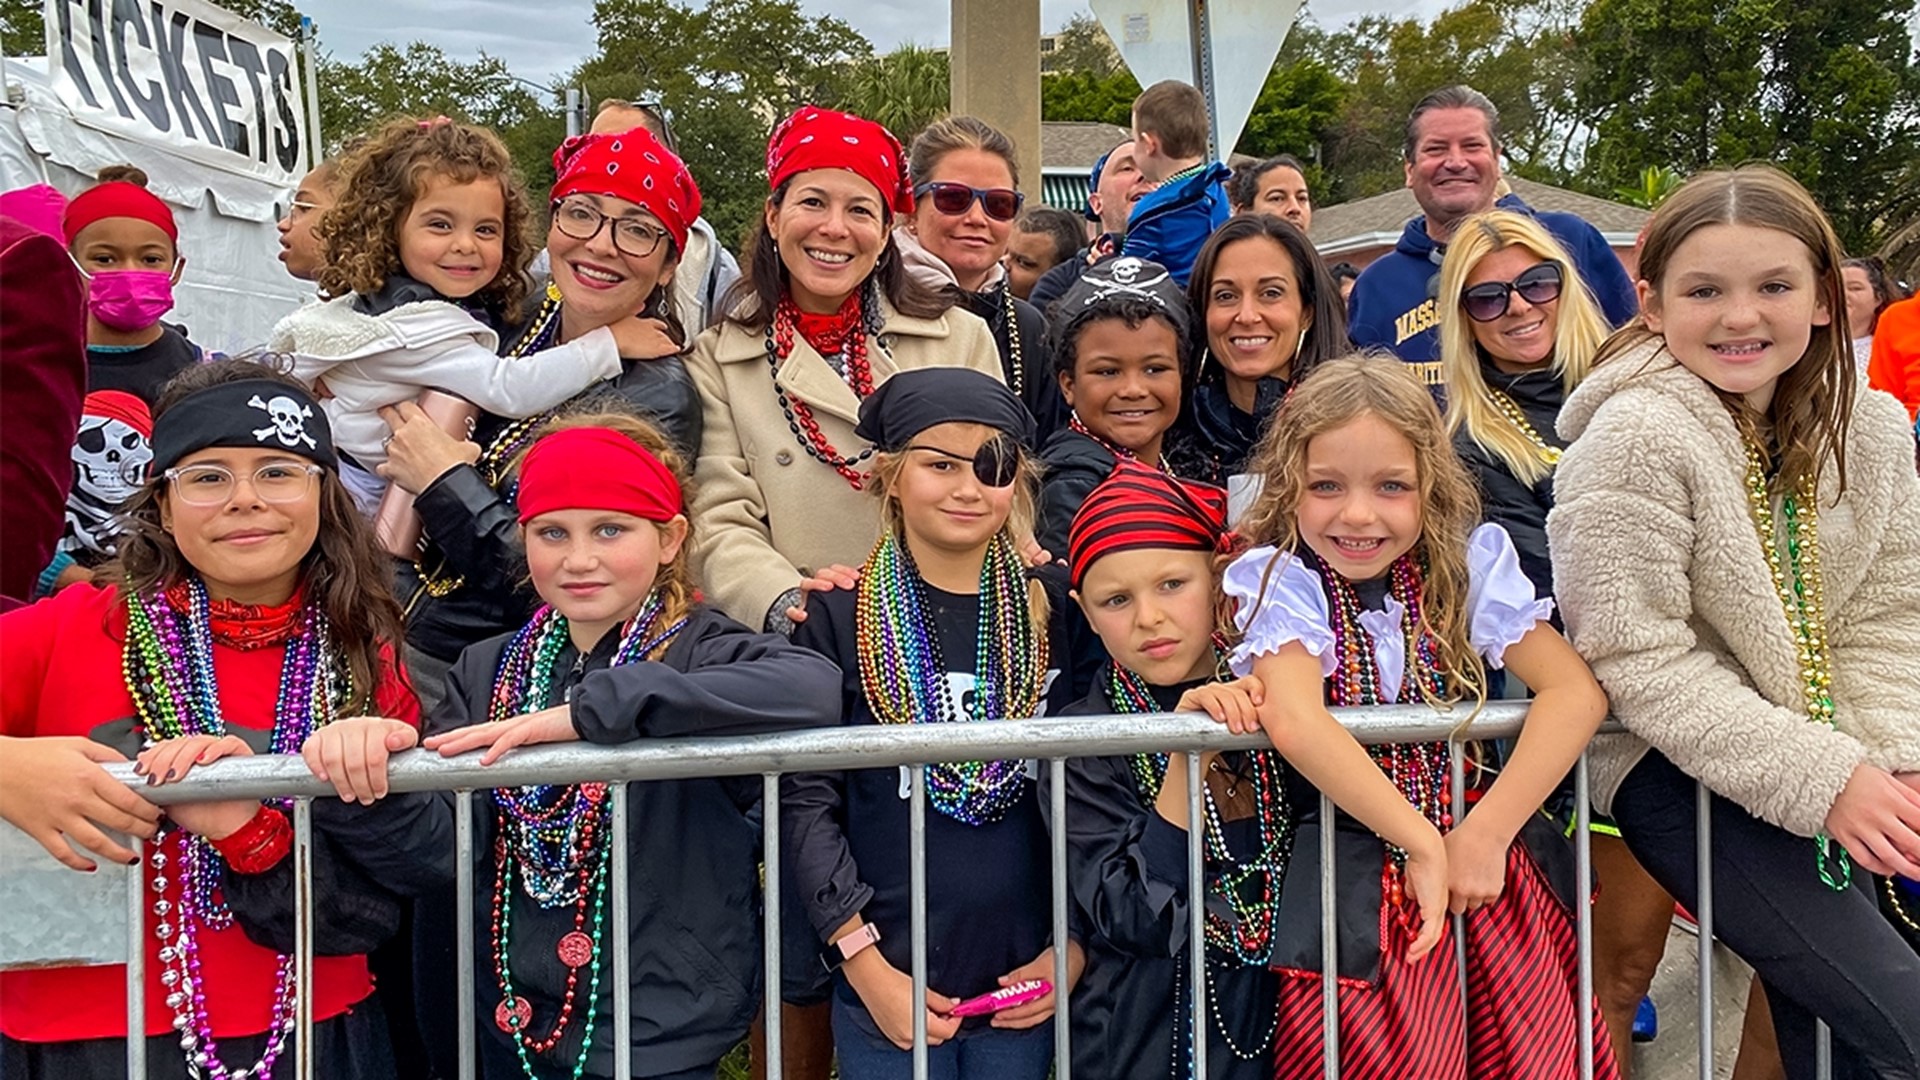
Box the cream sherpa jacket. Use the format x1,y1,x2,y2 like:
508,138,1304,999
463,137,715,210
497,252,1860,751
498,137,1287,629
1547,339,1920,836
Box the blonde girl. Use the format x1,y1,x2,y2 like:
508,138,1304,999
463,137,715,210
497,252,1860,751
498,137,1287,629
1224,355,1613,1079
1547,165,1920,1079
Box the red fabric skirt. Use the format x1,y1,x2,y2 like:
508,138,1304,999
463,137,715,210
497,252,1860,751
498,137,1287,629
1271,841,1618,1079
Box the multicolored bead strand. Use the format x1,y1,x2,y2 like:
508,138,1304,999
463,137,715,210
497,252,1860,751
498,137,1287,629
1742,442,1850,891
855,529,1047,826
1315,551,1456,912
485,593,687,1076
1108,662,1288,1069
122,578,342,1080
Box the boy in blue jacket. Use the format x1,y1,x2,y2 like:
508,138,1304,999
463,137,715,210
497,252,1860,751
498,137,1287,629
1123,80,1231,287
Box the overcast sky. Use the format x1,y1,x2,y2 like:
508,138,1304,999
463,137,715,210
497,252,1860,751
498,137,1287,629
308,0,1451,86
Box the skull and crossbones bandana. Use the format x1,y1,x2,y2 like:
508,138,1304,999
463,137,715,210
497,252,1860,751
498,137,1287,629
150,377,337,474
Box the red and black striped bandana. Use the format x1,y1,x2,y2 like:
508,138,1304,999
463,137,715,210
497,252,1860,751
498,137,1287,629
1068,458,1231,588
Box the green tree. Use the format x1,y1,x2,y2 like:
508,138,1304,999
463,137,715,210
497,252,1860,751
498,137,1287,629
1040,69,1141,128
2,0,42,56
1238,56,1345,163
1612,164,1685,209
574,0,872,249
1577,0,1920,251
836,44,950,146
1048,13,1121,76
317,43,547,149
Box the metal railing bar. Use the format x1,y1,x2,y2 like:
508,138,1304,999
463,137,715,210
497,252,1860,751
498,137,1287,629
1575,754,1595,1080
1320,791,1339,1079
1696,781,1714,1080
1815,1020,1831,1079
1187,751,1208,1080
456,789,477,1080
1450,738,1468,1059
127,834,146,1080
105,706,1563,804
611,782,633,1080
293,796,315,1080
763,772,784,1080
910,763,928,1079
1050,757,1070,1079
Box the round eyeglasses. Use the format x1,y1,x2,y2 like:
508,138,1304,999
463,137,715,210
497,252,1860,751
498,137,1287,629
164,463,323,506
551,198,671,259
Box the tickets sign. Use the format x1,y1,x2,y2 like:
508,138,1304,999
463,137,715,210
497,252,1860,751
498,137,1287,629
45,0,309,185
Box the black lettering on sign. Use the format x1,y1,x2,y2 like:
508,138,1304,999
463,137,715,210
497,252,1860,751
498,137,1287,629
152,6,216,144
191,19,243,153
83,0,134,118
268,49,300,172
55,0,102,109
225,36,268,161
111,0,168,130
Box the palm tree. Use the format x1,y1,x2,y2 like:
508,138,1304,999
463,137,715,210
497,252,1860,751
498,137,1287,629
835,45,952,145
1613,165,1685,210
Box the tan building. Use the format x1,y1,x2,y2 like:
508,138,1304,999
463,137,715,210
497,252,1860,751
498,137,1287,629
1308,176,1651,278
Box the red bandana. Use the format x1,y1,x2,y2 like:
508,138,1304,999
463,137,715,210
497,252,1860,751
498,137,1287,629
1068,458,1231,588
789,293,863,356
163,580,308,651
551,127,702,256
765,105,913,215
516,427,683,524
64,181,178,244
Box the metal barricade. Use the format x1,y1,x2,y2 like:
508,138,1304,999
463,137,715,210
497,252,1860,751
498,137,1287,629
0,702,1833,1079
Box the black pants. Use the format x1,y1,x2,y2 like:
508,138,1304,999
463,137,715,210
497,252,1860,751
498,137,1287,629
0,994,395,1079
1613,750,1920,1079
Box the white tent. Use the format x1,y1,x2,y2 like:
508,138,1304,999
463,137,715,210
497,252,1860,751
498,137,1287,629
1,56,312,355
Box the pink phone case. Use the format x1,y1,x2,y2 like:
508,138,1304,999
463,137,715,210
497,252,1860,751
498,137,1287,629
946,979,1051,1017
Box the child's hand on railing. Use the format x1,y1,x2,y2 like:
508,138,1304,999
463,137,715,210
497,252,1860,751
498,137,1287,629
300,717,419,803
423,706,578,766
1400,833,1450,963
135,734,259,840
1177,676,1266,735
0,735,161,871
1442,815,1509,914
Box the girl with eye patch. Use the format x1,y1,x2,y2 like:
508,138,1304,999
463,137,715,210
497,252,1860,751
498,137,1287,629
781,368,1097,1078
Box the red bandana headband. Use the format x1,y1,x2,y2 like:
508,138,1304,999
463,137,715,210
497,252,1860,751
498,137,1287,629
766,105,914,215
551,127,702,256
516,427,683,525
82,390,154,439
1068,458,1231,588
63,181,178,244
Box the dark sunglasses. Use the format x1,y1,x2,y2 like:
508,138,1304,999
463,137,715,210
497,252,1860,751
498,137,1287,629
913,181,1024,222
1461,261,1564,322
903,434,1023,487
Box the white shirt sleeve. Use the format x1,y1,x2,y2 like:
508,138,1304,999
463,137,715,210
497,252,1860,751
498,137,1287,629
1222,545,1337,678
1465,522,1555,669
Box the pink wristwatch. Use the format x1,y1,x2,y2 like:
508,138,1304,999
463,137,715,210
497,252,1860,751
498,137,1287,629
820,922,882,971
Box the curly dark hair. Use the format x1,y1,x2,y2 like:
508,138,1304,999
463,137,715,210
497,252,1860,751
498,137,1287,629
102,358,408,715
314,116,535,318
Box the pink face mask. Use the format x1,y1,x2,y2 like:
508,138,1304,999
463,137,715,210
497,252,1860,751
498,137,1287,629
85,267,177,332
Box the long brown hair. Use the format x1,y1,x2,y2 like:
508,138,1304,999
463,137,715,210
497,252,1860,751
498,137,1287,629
722,177,951,329
315,115,535,318
1597,165,1853,495
1237,355,1487,713
104,359,405,714
513,411,699,657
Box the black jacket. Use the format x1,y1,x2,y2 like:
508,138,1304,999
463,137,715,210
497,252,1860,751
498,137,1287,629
390,605,841,1076
399,354,704,663
1047,671,1279,1079
1037,425,1119,556
1168,374,1290,488
958,282,1064,443
1453,351,1566,603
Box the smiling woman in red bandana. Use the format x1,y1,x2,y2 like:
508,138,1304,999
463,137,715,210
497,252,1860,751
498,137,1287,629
685,105,1010,639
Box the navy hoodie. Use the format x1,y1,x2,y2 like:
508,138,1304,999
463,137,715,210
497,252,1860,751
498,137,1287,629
1346,194,1637,385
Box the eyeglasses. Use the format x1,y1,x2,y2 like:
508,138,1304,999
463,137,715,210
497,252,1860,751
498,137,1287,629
287,200,322,220
164,463,323,506
551,198,671,259
1460,261,1564,322
913,182,1024,222
903,434,1023,488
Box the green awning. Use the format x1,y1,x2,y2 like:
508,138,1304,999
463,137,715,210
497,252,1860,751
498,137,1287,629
1040,174,1090,213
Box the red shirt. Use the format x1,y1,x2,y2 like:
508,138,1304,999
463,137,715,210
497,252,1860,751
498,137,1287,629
1868,295,1920,423
0,584,420,1042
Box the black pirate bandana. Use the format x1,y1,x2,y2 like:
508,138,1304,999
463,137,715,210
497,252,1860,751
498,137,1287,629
150,378,337,474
